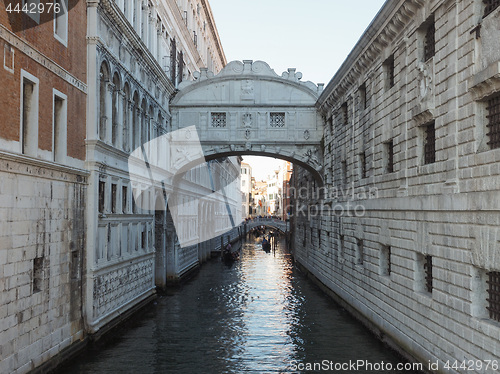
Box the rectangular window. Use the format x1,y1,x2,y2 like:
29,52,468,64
359,152,366,179
359,83,367,110
111,184,117,213
33,257,44,293
54,0,68,46
21,72,39,156
386,140,394,173
486,94,500,149
270,112,285,127
484,0,500,17
423,122,436,164
341,160,347,185
381,245,391,276
142,230,147,249
341,102,348,125
384,55,395,90
424,255,433,293
211,112,226,127
122,186,128,213
487,271,500,322
338,234,344,260
356,239,364,265
53,90,67,163
423,17,435,61
99,181,106,213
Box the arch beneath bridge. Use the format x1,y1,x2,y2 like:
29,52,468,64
170,60,325,183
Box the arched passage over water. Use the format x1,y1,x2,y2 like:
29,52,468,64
170,60,325,185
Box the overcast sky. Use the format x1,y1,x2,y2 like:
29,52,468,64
207,0,387,179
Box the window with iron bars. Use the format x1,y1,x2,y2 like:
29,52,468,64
211,112,226,127
359,83,367,110
270,112,285,127
384,55,395,90
386,140,394,173
341,102,348,125
381,245,391,276
359,152,366,179
487,271,500,322
483,0,500,17
356,239,364,266
486,94,500,149
423,19,435,61
424,255,433,293
423,122,436,164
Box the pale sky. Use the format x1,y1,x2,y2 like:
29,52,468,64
209,0,387,179
209,0,387,85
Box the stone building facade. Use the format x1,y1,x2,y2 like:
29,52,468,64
84,0,231,335
0,2,88,373
292,0,500,372
0,0,238,373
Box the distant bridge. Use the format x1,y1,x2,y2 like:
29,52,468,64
245,217,288,234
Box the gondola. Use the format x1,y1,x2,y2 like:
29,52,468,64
262,239,271,252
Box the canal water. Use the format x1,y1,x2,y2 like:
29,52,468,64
56,237,420,373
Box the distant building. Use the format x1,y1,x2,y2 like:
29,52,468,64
240,162,252,219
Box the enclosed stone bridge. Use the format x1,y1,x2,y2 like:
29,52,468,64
170,60,325,181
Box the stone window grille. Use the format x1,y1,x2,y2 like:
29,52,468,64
423,122,436,164
270,112,285,127
386,140,394,173
424,255,433,293
486,94,500,149
487,271,500,322
484,0,500,17
423,19,435,61
211,112,227,128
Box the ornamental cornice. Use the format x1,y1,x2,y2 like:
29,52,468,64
98,0,175,94
318,0,425,114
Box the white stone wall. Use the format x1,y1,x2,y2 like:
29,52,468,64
0,155,87,374
294,0,500,373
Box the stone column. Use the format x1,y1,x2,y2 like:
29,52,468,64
142,1,148,46
105,82,114,144
117,90,125,150
127,101,134,152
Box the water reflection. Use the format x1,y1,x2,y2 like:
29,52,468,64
57,238,418,373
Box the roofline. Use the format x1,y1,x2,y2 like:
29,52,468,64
201,0,227,67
